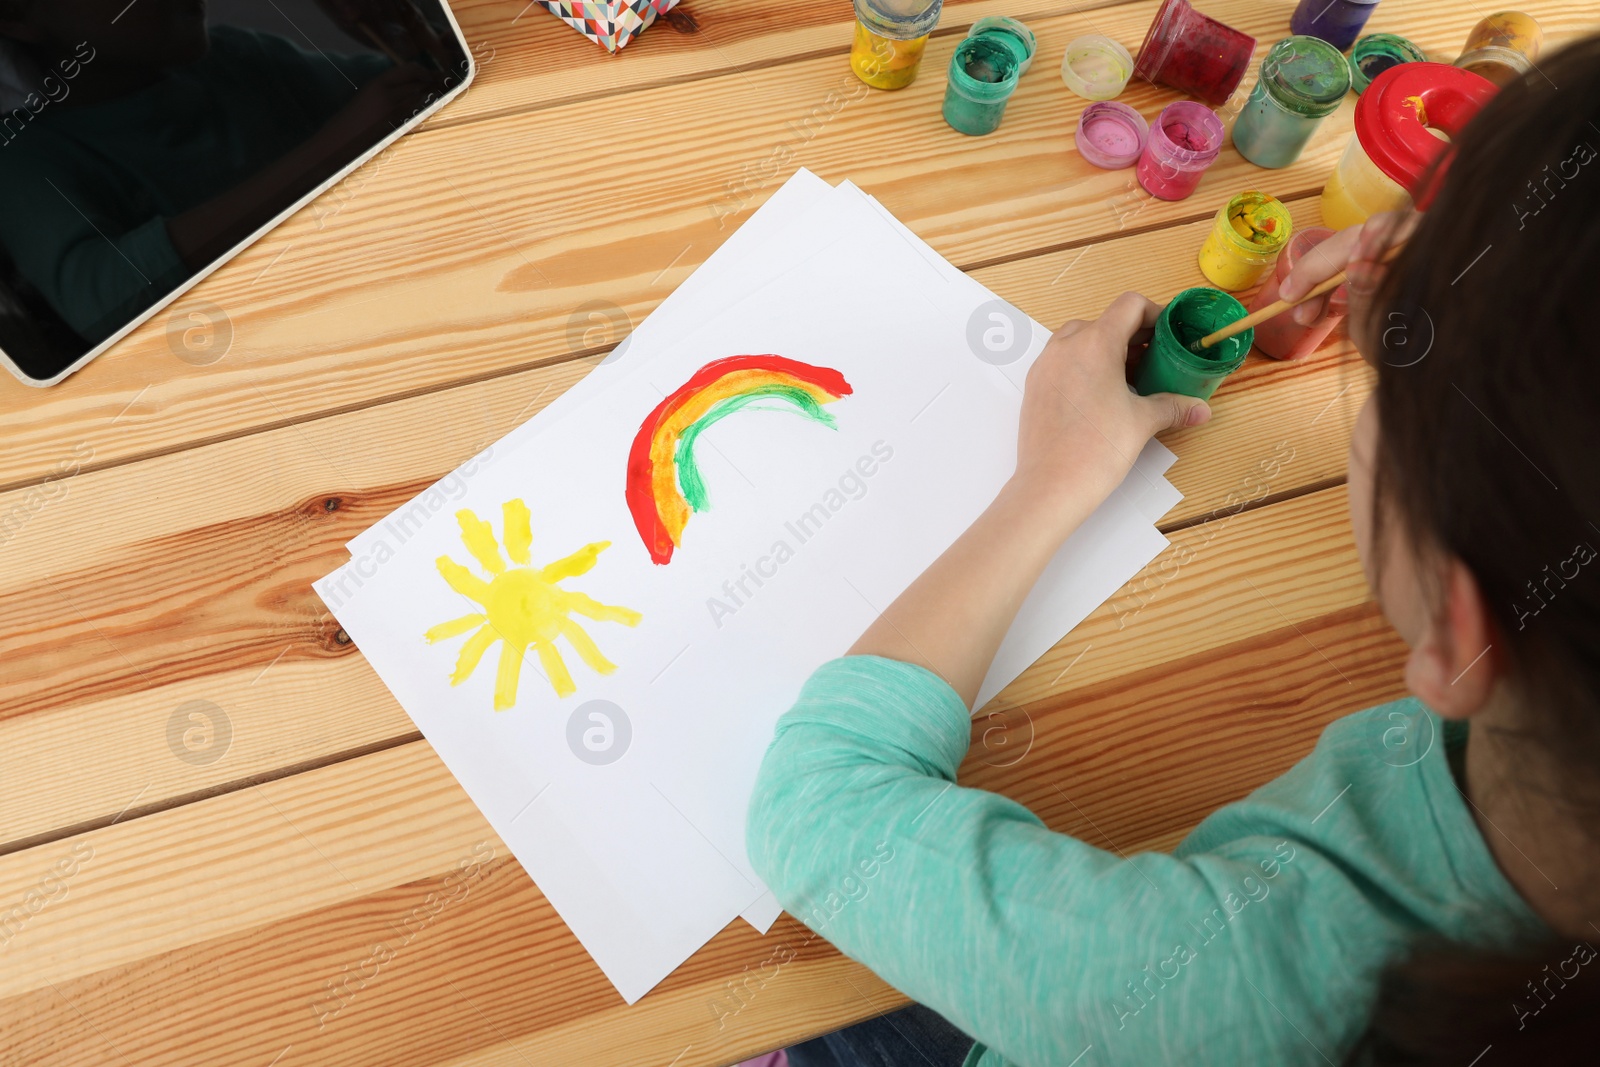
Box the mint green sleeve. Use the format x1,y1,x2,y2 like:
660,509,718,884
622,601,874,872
745,657,1532,1066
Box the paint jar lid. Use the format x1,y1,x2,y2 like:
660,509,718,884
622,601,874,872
1354,62,1496,204
1258,36,1351,118
1075,100,1149,169
1060,34,1134,100
1349,33,1429,94
968,17,1036,75
855,0,944,41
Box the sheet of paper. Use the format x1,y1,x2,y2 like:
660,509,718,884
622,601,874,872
319,192,1188,999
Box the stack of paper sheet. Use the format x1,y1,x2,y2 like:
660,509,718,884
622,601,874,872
315,170,1182,1003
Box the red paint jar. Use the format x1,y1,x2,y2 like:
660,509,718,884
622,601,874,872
1133,0,1257,106
1249,227,1349,360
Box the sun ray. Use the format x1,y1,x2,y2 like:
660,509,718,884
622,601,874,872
559,618,618,675
565,590,644,626
426,500,640,707
540,540,610,582
436,556,493,605
450,625,499,686
425,613,486,643
503,499,533,565
534,641,576,698
494,640,529,710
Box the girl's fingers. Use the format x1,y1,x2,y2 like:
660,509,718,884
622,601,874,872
1099,292,1162,351
1279,225,1361,302
1293,293,1329,326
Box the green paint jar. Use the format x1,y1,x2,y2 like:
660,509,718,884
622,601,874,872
1135,287,1252,400
942,34,1021,136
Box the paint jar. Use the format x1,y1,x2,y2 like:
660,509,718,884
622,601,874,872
851,0,942,90
1232,36,1351,169
1349,33,1428,94
1289,0,1380,52
1136,101,1224,201
1249,226,1349,360
1197,191,1293,291
1060,35,1134,100
1133,0,1256,107
942,34,1021,136
1320,62,1495,229
1076,101,1148,169
1135,287,1252,400
1455,11,1543,87
968,17,1036,76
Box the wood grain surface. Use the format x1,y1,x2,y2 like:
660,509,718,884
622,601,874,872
3,0,1594,1064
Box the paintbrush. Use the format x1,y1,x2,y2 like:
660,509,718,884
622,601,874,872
1191,241,1405,353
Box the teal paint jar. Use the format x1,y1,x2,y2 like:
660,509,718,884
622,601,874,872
1135,288,1252,400
942,34,1021,136
1349,33,1427,93
966,16,1036,75
1232,35,1351,169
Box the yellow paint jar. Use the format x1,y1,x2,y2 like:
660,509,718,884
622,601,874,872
850,0,942,90
1456,11,1543,86
1198,191,1292,291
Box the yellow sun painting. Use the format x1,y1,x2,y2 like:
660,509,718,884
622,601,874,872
425,500,642,709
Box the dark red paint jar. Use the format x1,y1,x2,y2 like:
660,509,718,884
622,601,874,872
1133,0,1257,107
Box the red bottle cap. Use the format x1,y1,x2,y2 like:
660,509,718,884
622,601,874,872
1354,62,1496,208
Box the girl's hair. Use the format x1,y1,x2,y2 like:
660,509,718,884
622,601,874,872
1351,34,1600,1063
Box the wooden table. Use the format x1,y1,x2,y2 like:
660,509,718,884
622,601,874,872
2,1,1593,1064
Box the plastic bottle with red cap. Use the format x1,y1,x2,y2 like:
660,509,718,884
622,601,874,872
1320,62,1497,229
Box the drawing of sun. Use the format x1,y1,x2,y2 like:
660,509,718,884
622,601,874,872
425,500,642,709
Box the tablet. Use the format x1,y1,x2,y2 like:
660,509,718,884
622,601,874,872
0,0,475,386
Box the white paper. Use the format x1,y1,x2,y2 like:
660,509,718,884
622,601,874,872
320,176,1187,1000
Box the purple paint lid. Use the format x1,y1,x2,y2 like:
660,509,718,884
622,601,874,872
1075,100,1149,169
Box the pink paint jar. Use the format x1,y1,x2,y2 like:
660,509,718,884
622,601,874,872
1075,101,1149,169
1136,101,1223,201
1249,226,1349,360
1133,0,1257,106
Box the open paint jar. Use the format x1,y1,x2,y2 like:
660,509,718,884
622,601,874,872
1249,226,1349,360
1198,191,1293,291
943,33,1021,136
1060,34,1134,100
1136,287,1252,400
1289,0,1380,52
850,0,943,90
1456,11,1543,87
968,17,1036,76
1137,101,1224,201
1081,100,1145,168
1233,36,1351,169
1349,33,1428,94
1076,101,1149,169
1132,0,1256,106
1320,62,1495,229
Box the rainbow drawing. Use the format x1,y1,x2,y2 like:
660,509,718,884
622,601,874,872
626,354,854,565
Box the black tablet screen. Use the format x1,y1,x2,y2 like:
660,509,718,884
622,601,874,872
0,0,471,383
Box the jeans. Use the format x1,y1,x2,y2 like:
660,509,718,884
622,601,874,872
786,1004,976,1067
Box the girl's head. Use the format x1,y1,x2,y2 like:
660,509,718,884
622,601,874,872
1346,37,1600,791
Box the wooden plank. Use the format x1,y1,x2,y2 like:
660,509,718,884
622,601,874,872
7,0,1585,492
430,0,1106,130
0,491,1408,1067
0,197,1366,851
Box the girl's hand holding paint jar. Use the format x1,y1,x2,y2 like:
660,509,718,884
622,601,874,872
1278,210,1418,329
1014,292,1212,527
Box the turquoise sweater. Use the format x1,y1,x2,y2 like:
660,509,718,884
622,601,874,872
747,657,1547,1066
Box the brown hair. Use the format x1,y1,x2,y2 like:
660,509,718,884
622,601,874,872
1350,34,1600,1064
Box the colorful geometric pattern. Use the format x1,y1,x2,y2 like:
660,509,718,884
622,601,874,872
531,0,680,54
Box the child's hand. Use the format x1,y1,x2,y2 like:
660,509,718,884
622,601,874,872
1279,210,1418,328
1012,292,1211,528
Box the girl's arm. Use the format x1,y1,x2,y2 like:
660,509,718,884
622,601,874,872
848,292,1211,706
